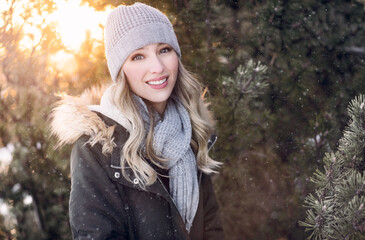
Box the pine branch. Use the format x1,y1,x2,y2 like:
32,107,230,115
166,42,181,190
300,95,365,239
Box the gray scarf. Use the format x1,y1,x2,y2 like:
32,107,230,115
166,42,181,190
135,96,199,233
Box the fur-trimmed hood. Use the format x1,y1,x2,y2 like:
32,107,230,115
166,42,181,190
49,85,130,155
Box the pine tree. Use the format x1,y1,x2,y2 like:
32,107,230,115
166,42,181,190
300,95,365,239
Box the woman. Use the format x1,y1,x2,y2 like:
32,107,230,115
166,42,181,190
51,3,223,240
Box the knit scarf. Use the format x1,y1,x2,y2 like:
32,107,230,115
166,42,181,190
134,96,199,233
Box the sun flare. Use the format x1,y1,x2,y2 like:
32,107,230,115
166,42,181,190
0,0,110,52
51,0,110,51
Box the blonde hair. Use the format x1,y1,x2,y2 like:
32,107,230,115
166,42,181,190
110,60,221,187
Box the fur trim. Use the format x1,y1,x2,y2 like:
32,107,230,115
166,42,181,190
49,85,116,155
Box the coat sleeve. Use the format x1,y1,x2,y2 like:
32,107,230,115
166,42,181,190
202,174,224,240
69,136,128,240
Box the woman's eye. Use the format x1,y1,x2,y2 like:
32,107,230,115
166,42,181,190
132,54,144,61
160,47,171,54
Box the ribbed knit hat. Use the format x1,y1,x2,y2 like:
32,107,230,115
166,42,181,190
105,3,181,82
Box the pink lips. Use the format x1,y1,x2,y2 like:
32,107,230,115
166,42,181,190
146,76,168,89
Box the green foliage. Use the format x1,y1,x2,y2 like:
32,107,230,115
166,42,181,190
0,68,72,240
213,60,269,157
300,95,365,239
258,0,365,161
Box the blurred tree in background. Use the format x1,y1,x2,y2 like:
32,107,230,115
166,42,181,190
0,1,71,239
0,0,106,239
0,0,364,239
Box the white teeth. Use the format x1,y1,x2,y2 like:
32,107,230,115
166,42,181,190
147,78,167,85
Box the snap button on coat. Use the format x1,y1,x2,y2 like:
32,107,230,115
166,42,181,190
133,178,139,184
114,172,120,178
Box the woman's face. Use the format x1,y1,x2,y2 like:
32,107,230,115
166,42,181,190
122,43,179,114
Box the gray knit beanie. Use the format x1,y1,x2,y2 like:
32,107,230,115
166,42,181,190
105,2,181,82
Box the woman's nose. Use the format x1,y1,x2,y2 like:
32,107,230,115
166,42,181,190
149,55,164,74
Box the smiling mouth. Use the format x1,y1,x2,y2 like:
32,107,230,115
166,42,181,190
147,77,167,85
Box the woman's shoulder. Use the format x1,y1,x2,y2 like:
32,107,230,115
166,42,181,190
68,112,128,162
50,88,129,153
